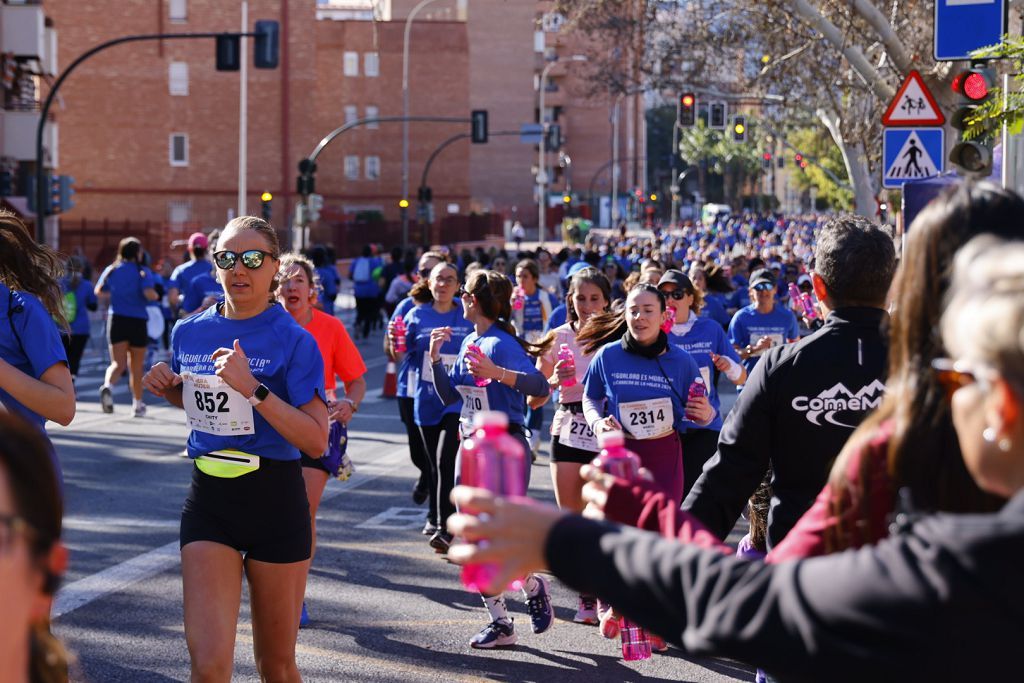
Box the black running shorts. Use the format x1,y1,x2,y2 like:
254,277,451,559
180,457,311,564
108,314,149,347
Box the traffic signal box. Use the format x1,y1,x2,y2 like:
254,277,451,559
679,93,696,127
949,65,996,175
732,116,746,142
261,191,273,222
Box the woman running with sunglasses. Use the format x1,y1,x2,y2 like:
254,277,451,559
396,262,472,552
278,253,366,627
143,216,328,682
428,270,554,649
529,266,610,625
658,270,746,499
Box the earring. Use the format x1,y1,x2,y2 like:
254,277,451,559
983,427,998,443
999,438,1013,453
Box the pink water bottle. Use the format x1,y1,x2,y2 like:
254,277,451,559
787,282,803,314
591,431,651,661
512,285,525,310
799,292,819,321
660,305,676,334
460,411,527,593
467,344,491,387
393,316,407,353
556,343,577,388
686,377,707,420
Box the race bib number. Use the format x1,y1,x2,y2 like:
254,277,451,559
699,365,712,388
456,385,489,429
421,353,458,384
749,333,784,356
619,397,674,440
559,412,598,452
182,373,255,436
405,367,419,397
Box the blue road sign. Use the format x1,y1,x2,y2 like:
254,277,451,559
519,123,543,144
934,0,1006,62
883,128,945,189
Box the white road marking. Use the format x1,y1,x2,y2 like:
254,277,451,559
54,443,412,619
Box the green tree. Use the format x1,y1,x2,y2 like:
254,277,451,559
677,118,766,211
787,127,854,210
967,36,1024,140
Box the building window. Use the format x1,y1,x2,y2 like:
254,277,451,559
365,156,380,180
344,105,358,125
343,51,359,76
168,62,189,96
168,200,192,225
169,133,189,167
365,105,379,128
168,0,187,22
364,52,379,77
344,155,360,180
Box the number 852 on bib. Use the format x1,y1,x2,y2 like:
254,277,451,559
181,372,256,436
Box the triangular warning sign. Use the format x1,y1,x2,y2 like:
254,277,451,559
882,70,945,126
885,131,940,181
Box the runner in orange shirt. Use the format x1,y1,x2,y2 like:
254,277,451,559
279,253,367,626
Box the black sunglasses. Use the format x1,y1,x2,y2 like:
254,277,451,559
213,250,272,270
752,282,775,291
659,288,691,300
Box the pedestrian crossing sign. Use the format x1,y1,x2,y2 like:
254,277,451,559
882,128,945,189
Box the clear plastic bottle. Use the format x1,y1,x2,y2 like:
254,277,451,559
591,430,652,661
660,305,676,334
556,343,577,388
459,411,526,593
466,344,492,387
686,376,707,420
393,316,407,353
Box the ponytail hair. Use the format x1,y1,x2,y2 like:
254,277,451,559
408,250,448,304
67,256,83,290
577,284,664,355
0,212,67,328
465,270,551,357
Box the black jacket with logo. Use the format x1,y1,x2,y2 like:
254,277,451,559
683,306,889,549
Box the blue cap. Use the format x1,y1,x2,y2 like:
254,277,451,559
568,261,591,276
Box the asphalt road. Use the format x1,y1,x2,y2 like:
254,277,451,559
51,311,751,683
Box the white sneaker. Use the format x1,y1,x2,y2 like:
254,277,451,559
132,402,147,418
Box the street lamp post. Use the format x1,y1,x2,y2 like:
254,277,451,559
537,54,586,246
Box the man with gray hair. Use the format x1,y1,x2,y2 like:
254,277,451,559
683,215,897,550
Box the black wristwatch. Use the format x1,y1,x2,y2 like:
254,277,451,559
247,383,270,406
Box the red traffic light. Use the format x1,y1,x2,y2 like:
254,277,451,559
763,152,772,161
952,69,993,102
681,94,695,108
794,153,803,162
800,160,808,169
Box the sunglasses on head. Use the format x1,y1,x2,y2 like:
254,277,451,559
213,249,271,270
931,358,992,402
752,282,774,291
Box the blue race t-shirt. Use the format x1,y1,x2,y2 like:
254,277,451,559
546,303,567,333
350,256,382,298
62,277,97,336
700,292,731,329
391,297,418,399
728,304,800,373
445,324,544,426
170,259,213,294
583,340,704,435
181,273,223,314
316,265,341,311
405,303,472,425
171,303,326,461
669,317,741,431
0,284,68,431
99,262,156,319
521,291,544,336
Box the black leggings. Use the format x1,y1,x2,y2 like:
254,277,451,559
62,333,90,377
680,428,721,501
419,413,461,530
398,396,431,491
355,297,378,338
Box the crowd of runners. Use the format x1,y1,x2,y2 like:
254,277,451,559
3,180,1024,681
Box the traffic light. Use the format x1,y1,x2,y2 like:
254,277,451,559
296,158,317,196
398,199,410,209
949,65,996,175
732,116,746,142
471,110,489,144
57,175,75,213
253,20,279,69
679,92,696,127
794,153,803,165
762,152,772,170
215,34,240,71
261,191,272,222
709,102,726,129
546,123,561,150
417,186,432,203
649,193,658,202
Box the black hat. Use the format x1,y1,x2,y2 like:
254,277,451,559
750,268,776,287
657,269,694,291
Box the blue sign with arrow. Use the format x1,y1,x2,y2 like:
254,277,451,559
882,128,945,189
934,0,1006,62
